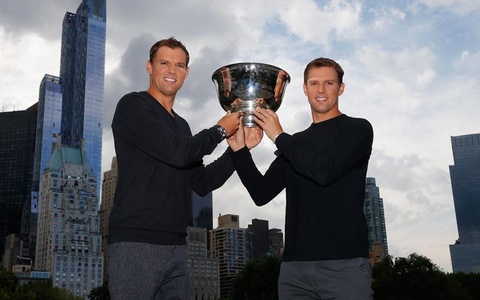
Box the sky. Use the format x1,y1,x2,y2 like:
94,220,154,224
1,0,480,273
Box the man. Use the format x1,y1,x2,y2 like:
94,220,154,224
108,37,241,299
228,57,374,299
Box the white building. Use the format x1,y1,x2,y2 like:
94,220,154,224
35,142,103,298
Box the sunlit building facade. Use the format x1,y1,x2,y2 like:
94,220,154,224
449,133,480,273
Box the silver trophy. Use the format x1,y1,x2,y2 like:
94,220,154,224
212,62,290,127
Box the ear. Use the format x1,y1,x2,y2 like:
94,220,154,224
185,66,190,78
146,60,152,75
303,83,308,96
338,82,345,96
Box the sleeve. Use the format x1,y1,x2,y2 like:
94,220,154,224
112,93,223,168
275,119,373,186
189,148,236,196
229,147,286,206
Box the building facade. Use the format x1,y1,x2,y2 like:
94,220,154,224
210,214,246,298
27,74,63,262
59,0,106,198
268,228,284,257
364,177,388,265
246,218,269,260
0,105,37,264
187,227,220,300
449,133,480,273
99,157,117,279
35,143,103,298
191,191,213,231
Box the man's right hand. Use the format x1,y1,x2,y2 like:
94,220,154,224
217,111,241,137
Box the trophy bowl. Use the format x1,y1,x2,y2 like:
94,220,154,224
212,62,290,127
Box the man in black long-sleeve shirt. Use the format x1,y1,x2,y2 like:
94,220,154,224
108,37,240,300
228,57,374,299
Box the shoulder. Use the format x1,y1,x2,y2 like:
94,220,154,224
344,115,372,128
343,115,374,139
116,91,154,110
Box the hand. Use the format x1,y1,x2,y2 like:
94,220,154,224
217,111,241,137
254,108,283,141
227,119,246,152
244,126,263,149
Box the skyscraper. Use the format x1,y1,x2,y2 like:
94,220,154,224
449,133,480,273
59,0,106,198
28,74,63,261
191,191,213,231
364,177,388,265
246,218,269,259
100,157,117,278
210,214,247,298
35,142,103,298
0,105,37,264
187,226,220,300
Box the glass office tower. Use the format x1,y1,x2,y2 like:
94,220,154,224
191,191,213,231
364,177,388,265
449,133,480,273
59,0,106,197
27,74,63,261
0,105,37,262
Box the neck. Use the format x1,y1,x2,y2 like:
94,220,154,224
147,88,175,115
312,111,342,123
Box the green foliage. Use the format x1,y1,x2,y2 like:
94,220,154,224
371,253,476,300
88,281,110,300
0,266,19,296
0,267,82,300
228,254,281,300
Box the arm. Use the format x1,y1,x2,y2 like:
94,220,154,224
229,147,286,206
189,148,235,196
112,93,240,168
276,118,373,186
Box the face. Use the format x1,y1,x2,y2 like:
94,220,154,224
146,46,189,98
303,66,345,123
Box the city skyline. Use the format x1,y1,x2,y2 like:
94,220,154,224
2,0,480,273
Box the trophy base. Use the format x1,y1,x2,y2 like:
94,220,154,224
231,99,268,127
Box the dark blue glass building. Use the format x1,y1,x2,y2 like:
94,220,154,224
0,105,37,261
449,133,480,273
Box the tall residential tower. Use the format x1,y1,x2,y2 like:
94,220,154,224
364,177,388,265
449,133,480,273
59,0,106,198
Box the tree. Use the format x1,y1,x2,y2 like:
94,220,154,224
372,253,469,299
0,266,19,298
88,281,110,300
229,254,281,300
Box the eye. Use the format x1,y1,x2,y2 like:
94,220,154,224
177,63,186,69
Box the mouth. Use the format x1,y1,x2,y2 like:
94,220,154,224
315,96,327,102
164,77,177,83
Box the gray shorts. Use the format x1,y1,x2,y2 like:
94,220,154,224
278,257,373,300
108,242,189,300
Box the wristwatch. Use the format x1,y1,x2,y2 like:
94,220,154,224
215,125,227,140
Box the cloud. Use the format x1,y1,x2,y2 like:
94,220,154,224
3,0,480,273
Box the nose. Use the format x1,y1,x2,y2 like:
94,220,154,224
167,64,175,74
317,83,325,92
